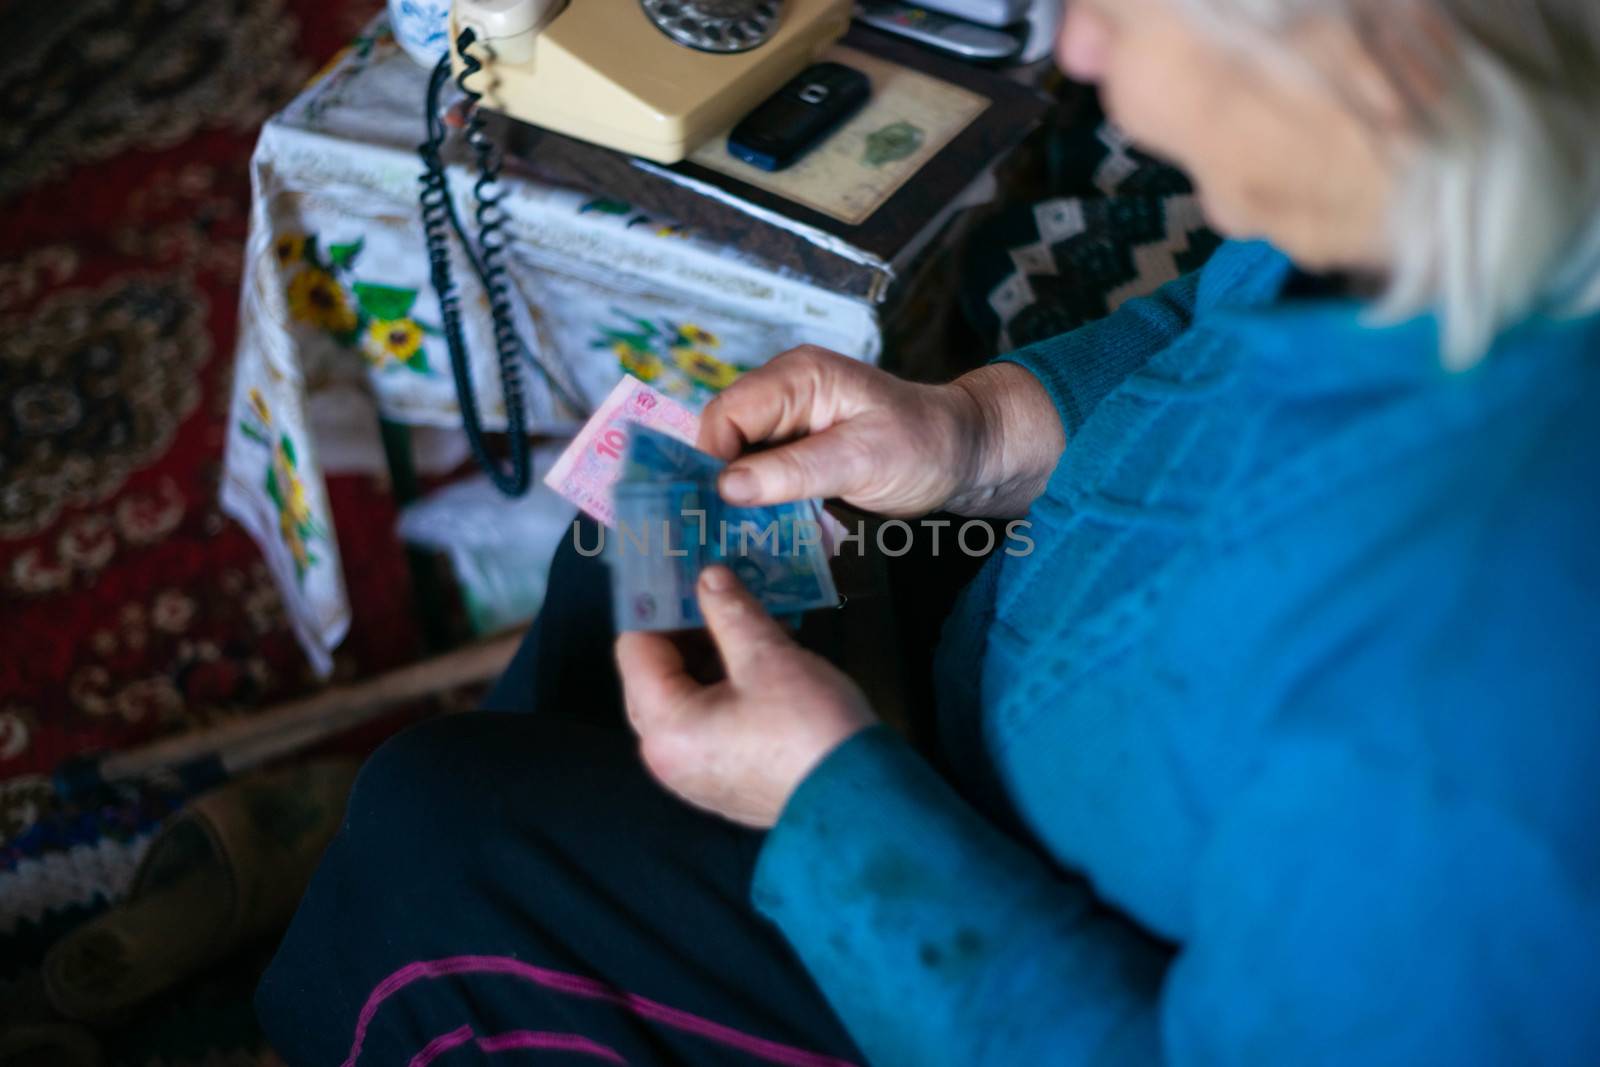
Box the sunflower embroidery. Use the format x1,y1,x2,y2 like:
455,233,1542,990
238,388,324,582
248,386,272,425
594,312,751,401
268,436,320,578
363,318,427,370
615,342,663,382
279,234,436,375
277,487,312,574
287,268,357,336
672,346,738,390
274,233,307,269
674,323,719,349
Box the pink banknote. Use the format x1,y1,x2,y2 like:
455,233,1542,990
544,374,700,526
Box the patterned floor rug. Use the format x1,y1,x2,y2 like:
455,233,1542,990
1,0,424,1061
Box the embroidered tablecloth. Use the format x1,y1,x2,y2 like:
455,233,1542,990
223,17,888,674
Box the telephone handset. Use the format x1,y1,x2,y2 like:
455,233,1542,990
420,0,851,496
450,0,852,163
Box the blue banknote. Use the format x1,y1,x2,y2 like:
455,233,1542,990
621,424,723,484
608,427,838,631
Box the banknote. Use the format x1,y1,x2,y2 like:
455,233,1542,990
549,373,850,550
609,426,839,631
619,422,848,551
543,374,699,526
611,480,707,630
620,418,722,485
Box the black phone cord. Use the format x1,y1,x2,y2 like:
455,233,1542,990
418,28,579,496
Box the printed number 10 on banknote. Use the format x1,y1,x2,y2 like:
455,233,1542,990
543,375,700,526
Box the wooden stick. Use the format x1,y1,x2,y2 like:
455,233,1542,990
90,628,527,786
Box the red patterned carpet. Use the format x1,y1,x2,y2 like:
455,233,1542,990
2,0,424,1059
0,0,418,820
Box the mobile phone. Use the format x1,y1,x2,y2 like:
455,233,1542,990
727,62,871,172
905,0,1030,28
854,1,1023,62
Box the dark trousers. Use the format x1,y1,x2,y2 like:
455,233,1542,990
255,524,865,1066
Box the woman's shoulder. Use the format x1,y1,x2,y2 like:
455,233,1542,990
1191,240,1297,310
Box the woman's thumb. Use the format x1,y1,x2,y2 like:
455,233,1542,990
697,566,792,677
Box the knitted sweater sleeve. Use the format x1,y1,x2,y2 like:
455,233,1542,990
996,269,1201,437
751,726,1167,1066
753,724,1599,1066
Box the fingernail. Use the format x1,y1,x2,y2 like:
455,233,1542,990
721,468,756,503
701,565,733,593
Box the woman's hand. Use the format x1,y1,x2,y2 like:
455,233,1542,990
615,565,876,829
699,346,1065,519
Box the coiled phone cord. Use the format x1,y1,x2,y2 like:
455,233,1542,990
418,27,580,496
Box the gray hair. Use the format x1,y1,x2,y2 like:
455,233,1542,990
1180,0,1600,367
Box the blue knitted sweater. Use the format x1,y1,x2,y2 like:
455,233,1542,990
753,242,1600,1065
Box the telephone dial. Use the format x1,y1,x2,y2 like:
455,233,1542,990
450,0,852,163
419,0,852,495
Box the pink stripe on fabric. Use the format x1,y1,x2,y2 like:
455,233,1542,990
341,955,857,1067
477,1030,628,1063
409,1025,625,1066
409,1024,473,1067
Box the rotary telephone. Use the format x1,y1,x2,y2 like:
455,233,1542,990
418,0,852,495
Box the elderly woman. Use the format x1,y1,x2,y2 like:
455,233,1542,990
258,0,1600,1063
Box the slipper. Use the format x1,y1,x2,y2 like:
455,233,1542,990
41,760,357,1025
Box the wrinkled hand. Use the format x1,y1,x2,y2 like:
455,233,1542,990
698,346,983,517
699,346,1064,518
615,565,876,828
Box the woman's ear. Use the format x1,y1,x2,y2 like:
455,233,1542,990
1315,2,1458,134
1294,18,1413,132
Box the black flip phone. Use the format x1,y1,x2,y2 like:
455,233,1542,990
727,62,871,172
